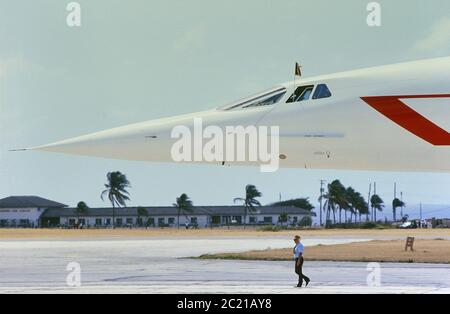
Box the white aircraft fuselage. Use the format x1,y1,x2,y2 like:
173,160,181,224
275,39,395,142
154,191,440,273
34,57,450,172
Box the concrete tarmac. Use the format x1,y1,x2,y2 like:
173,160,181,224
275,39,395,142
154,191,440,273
0,237,448,294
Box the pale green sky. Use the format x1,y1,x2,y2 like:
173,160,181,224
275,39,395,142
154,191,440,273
1,0,450,218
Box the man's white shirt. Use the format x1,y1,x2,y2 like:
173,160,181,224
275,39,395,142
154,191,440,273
294,242,304,259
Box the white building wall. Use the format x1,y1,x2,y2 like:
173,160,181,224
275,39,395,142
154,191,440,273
0,207,43,226
55,213,311,228
245,214,310,225
59,215,210,228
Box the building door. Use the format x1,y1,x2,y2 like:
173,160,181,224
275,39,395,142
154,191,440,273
211,216,221,225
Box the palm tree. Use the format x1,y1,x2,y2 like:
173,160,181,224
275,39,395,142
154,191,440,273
370,194,384,222
173,194,193,229
319,180,346,225
234,185,262,229
75,201,88,227
335,183,349,224
101,171,131,229
345,187,359,223
319,190,335,226
392,198,405,222
272,198,315,211
137,206,149,227
343,187,368,224
355,195,369,223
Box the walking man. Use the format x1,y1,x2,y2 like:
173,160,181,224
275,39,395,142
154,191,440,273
293,235,310,288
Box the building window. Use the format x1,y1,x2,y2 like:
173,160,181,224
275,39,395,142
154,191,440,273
147,218,155,226
69,219,76,226
168,218,175,225
263,217,273,224
293,216,298,223
312,84,332,99
95,219,102,226
158,218,165,226
116,218,123,226
222,216,231,224
136,218,143,226
191,217,198,224
286,85,314,103
105,218,111,226
126,218,133,225
232,216,242,224
249,217,257,224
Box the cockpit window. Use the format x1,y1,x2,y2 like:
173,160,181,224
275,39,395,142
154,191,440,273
286,85,314,103
242,92,286,108
220,87,287,111
312,84,332,99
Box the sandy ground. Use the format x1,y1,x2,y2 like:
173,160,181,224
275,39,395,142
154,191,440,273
0,236,449,294
0,228,449,240
198,239,450,264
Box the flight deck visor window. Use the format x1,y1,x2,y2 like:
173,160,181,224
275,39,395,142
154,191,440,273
312,84,332,99
220,87,287,111
286,85,314,103
242,91,286,109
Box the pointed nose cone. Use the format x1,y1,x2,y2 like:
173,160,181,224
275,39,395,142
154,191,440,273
32,109,241,162
33,119,176,162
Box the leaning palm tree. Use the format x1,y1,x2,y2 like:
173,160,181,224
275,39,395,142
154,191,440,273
355,195,369,223
234,184,262,229
334,182,348,224
345,187,359,223
173,194,193,229
370,194,384,222
101,171,131,229
320,180,346,225
392,198,405,222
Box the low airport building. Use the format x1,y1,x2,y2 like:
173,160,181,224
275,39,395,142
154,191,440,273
0,196,67,227
41,206,315,228
0,196,315,228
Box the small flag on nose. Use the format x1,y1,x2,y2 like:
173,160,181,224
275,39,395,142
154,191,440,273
295,62,302,77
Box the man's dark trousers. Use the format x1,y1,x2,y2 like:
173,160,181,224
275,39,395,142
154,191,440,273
295,257,310,287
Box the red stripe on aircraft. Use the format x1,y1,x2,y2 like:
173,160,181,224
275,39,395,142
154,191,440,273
361,95,450,146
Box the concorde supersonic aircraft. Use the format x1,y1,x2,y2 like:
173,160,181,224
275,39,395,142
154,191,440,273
29,56,450,172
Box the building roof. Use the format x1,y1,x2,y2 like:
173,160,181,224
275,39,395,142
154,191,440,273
41,206,315,218
197,206,315,216
0,196,67,209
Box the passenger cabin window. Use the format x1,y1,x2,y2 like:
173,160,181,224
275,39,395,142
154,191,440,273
220,87,287,111
286,85,314,103
312,84,332,99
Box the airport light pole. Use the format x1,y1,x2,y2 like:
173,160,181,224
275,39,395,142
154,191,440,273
394,182,397,222
400,192,404,219
320,180,326,226
367,182,372,222
420,203,423,228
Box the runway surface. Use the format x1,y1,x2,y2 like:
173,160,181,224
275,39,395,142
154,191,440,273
0,237,448,294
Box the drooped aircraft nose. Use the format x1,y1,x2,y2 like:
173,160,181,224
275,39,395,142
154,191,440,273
32,116,185,162
30,106,266,164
